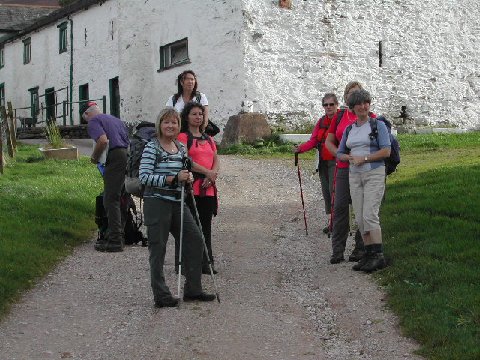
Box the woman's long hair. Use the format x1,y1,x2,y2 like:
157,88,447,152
180,102,206,133
174,70,198,101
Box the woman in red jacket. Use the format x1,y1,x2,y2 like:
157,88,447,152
294,93,338,233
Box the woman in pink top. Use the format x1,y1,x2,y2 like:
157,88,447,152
178,102,219,274
325,81,375,265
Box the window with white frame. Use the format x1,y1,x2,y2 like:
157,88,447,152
23,38,31,64
159,38,189,71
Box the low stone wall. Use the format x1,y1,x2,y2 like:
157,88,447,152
17,125,89,140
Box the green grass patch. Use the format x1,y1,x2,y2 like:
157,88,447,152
379,132,480,359
0,145,101,319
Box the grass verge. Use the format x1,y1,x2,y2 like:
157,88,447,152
0,145,101,319
379,132,480,359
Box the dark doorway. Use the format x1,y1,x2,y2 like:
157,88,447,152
45,87,56,123
109,77,120,118
78,83,89,123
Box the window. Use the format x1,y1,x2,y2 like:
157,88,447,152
0,83,5,108
159,38,189,71
23,38,31,64
0,47,4,69
58,22,68,53
28,86,39,120
109,77,120,118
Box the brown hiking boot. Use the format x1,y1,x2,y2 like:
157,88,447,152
360,253,386,273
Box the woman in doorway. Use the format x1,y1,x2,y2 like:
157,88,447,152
139,107,215,307
337,89,390,272
166,70,209,129
178,102,219,274
294,93,338,233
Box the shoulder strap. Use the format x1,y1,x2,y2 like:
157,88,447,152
173,139,186,157
186,131,194,150
172,94,180,107
369,118,380,148
195,91,202,103
335,109,346,128
318,115,329,129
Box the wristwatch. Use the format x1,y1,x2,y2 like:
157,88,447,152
364,156,368,162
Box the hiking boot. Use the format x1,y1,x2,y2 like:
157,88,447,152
183,292,216,302
155,296,179,308
329,254,344,264
352,254,370,271
360,253,386,273
104,241,124,252
322,226,330,234
348,248,365,262
94,238,108,252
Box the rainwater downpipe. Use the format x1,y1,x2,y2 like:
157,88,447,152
69,17,74,125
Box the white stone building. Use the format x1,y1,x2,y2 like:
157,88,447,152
0,0,479,131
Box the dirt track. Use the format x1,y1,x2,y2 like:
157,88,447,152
0,155,421,359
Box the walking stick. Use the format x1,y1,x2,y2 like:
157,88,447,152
177,183,185,299
294,153,308,236
188,188,221,303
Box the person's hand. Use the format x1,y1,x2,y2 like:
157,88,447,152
202,178,213,188
293,144,300,153
350,156,366,166
177,170,191,183
205,169,218,183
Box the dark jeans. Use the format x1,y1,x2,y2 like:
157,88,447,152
318,159,336,215
144,197,203,302
331,167,363,256
194,196,217,266
103,148,127,242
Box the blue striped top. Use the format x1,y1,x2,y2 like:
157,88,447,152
139,139,186,202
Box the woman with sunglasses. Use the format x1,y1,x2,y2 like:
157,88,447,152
294,93,338,233
336,89,390,272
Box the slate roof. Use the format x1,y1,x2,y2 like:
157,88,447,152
0,0,107,45
0,5,57,32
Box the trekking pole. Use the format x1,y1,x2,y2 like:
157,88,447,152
177,182,185,300
188,187,221,303
294,153,308,236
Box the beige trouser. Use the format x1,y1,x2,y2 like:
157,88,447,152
349,166,385,244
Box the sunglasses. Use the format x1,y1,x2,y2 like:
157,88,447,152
322,103,336,107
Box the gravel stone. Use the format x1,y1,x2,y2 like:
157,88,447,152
0,155,421,359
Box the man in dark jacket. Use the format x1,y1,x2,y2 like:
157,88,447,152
81,101,129,252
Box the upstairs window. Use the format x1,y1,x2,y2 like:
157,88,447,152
0,47,4,69
58,22,68,53
0,83,5,108
159,38,189,71
23,38,31,64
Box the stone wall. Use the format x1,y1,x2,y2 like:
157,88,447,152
242,0,480,130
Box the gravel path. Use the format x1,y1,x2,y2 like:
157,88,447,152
0,155,421,360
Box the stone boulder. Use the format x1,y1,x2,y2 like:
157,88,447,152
220,112,271,147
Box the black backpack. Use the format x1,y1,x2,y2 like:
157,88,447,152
345,116,400,175
125,122,156,196
95,191,147,246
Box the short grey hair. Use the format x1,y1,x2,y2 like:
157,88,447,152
347,89,372,109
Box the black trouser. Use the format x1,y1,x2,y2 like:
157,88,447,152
195,196,217,267
103,148,127,243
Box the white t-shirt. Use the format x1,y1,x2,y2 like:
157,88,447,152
166,92,208,113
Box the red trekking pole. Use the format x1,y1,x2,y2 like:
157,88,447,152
295,153,308,236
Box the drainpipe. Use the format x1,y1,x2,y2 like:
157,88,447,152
69,17,74,125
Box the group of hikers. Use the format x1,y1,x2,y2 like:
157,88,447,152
82,70,218,307
81,72,393,308
294,81,392,273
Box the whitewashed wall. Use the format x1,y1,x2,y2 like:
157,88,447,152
242,0,480,129
115,0,245,126
0,1,120,125
1,0,479,131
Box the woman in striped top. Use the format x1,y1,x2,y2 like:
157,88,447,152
139,107,215,308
